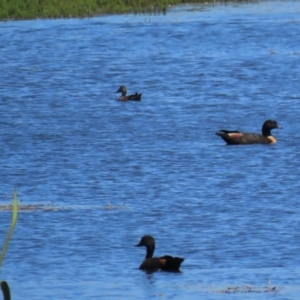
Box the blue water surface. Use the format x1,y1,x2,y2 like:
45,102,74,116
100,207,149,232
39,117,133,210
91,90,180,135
1,1,300,299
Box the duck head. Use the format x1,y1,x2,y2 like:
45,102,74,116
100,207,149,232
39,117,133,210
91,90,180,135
135,235,155,259
116,85,127,94
262,119,282,136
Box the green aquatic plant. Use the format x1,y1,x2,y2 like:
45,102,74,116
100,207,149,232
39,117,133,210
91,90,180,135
0,190,19,300
0,0,250,20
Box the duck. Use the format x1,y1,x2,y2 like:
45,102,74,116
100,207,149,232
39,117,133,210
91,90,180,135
135,235,184,272
116,85,142,101
216,119,282,145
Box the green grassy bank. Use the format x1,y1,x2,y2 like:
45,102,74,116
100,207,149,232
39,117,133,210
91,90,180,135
0,0,243,20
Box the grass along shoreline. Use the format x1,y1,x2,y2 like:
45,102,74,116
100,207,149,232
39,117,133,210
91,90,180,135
0,0,249,20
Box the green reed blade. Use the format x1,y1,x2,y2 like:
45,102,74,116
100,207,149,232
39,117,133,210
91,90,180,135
0,190,19,269
0,281,11,300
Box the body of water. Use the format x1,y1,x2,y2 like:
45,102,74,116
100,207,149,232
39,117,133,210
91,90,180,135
1,1,300,299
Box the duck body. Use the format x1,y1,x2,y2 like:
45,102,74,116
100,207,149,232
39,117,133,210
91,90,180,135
216,120,281,145
139,255,184,272
135,235,184,272
116,85,142,101
216,131,276,145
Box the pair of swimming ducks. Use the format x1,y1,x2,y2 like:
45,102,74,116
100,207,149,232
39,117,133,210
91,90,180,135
116,85,282,145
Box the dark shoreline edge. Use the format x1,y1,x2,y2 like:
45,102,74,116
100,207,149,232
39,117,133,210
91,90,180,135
0,0,258,21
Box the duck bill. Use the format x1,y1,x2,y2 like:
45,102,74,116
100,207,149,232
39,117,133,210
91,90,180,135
135,242,142,247
277,125,283,129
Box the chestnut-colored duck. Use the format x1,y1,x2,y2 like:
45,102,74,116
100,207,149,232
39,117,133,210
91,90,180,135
216,119,282,145
116,85,142,101
135,235,184,272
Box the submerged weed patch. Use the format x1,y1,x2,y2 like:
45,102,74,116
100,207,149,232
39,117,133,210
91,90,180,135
0,202,131,212
215,285,279,294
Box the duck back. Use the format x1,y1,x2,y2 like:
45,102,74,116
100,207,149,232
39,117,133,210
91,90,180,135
160,255,184,272
139,256,184,272
126,93,142,101
216,132,275,145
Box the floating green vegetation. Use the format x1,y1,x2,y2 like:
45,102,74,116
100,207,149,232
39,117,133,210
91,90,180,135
0,190,19,300
0,190,18,268
0,0,249,20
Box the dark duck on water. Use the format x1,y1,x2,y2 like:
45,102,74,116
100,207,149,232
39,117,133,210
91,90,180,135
116,85,142,101
135,235,184,272
216,119,282,145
